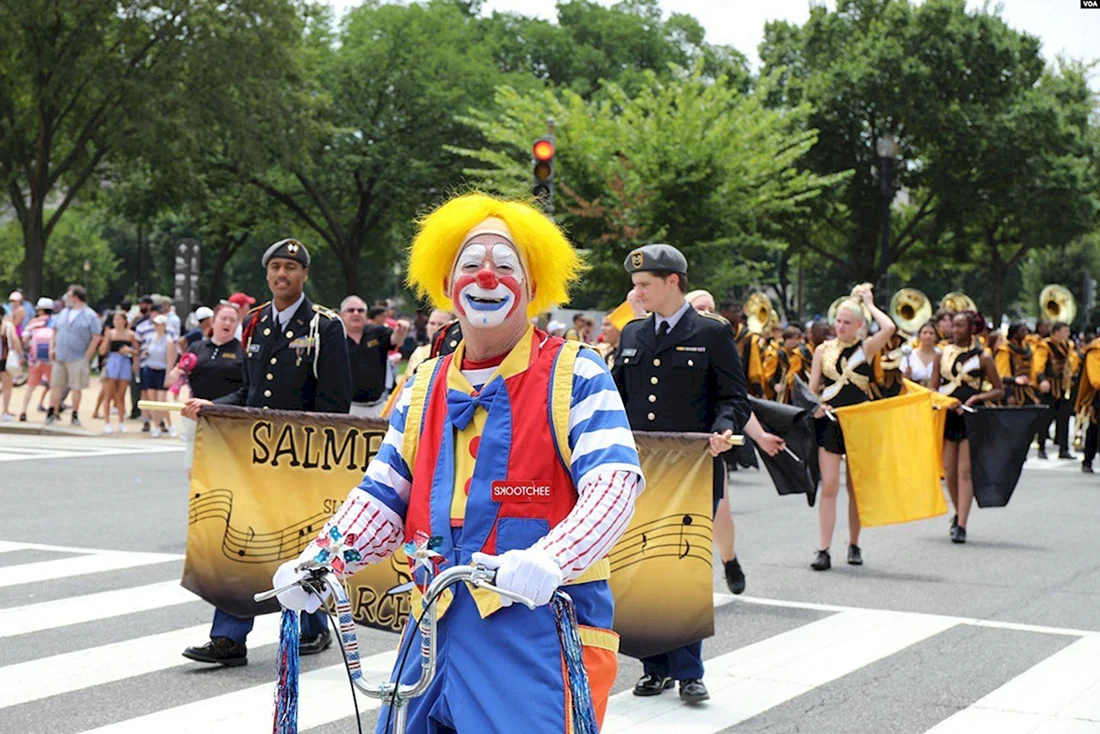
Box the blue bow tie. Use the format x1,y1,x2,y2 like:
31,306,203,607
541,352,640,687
446,379,503,430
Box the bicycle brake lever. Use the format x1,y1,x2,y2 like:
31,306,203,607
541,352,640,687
252,567,329,603
466,567,537,610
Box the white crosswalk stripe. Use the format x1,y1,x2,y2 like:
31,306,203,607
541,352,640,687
1,540,1098,734
0,435,183,462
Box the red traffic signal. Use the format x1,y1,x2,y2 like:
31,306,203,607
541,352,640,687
533,138,555,161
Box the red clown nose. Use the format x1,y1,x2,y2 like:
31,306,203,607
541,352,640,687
476,268,499,290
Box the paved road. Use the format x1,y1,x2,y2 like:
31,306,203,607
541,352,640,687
1,433,1098,733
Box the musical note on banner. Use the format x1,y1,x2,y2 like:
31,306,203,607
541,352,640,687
187,488,329,564
609,513,712,574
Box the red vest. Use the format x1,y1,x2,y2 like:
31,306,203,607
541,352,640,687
404,331,577,566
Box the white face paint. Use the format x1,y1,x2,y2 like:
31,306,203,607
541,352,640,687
450,237,529,330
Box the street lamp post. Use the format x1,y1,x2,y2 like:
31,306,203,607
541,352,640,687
876,134,900,304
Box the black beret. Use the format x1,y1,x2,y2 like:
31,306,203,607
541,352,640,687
623,244,687,275
262,238,311,268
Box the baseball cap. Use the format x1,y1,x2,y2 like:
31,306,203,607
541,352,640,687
194,306,214,321
153,315,168,325
8,291,23,302
228,292,256,307
35,297,54,311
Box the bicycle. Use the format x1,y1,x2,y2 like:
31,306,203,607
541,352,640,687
255,546,601,734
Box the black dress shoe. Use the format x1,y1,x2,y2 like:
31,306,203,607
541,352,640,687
679,678,710,703
1083,463,1094,474
1059,450,1075,460
810,549,831,571
847,544,863,566
951,526,967,544
724,557,746,595
299,628,332,656
1037,446,1049,460
182,637,247,667
633,673,674,696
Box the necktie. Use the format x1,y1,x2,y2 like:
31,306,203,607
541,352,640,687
656,320,670,348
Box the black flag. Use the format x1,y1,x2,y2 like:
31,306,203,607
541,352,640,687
964,406,1048,508
748,396,819,506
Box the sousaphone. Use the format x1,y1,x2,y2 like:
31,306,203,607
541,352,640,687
940,292,977,313
889,288,932,335
1040,284,1076,325
745,292,773,334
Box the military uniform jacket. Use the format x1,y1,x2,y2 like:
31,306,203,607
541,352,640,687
215,295,352,413
611,307,751,436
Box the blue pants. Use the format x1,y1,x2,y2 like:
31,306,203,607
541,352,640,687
641,641,704,680
377,580,617,734
211,607,328,644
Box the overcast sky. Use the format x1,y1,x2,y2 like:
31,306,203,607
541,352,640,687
326,0,1099,88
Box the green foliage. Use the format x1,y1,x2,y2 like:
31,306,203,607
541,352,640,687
452,67,844,308
760,0,1099,317
0,208,119,302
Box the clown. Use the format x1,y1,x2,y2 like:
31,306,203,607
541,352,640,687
275,193,645,733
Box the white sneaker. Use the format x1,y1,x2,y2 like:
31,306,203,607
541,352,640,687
103,424,114,434
168,426,178,438
119,424,128,434
0,413,13,423
151,428,162,438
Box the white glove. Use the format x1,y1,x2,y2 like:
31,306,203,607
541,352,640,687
272,559,327,613
471,548,563,607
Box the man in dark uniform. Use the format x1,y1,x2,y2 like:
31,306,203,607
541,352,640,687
430,317,463,358
612,244,751,704
180,237,352,666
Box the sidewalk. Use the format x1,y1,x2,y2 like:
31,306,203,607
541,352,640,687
0,376,184,439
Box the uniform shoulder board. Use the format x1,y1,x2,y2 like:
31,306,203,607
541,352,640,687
311,303,340,320
248,301,270,317
700,311,730,324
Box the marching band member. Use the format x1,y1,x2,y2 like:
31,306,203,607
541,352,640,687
902,322,940,388
274,194,643,732
775,325,804,403
996,323,1038,407
1075,328,1100,473
1033,321,1078,459
872,332,906,398
808,284,896,571
932,311,1004,544
614,246,751,703
934,310,954,346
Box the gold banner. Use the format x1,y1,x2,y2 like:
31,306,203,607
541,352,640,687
183,407,715,654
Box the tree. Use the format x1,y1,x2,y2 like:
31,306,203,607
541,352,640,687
480,0,750,99
0,0,303,301
452,67,844,307
0,206,120,302
759,0,1097,316
214,1,524,297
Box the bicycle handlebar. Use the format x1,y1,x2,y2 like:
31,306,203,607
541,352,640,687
253,562,537,725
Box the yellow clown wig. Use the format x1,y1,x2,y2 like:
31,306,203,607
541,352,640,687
407,193,585,318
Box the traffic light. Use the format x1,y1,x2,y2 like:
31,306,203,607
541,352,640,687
532,136,555,213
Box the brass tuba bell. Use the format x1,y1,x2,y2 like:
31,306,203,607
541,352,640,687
940,292,977,313
1039,284,1076,325
889,288,932,336
745,292,773,334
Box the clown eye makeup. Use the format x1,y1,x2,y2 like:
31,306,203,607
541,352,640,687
491,244,523,282
457,244,488,272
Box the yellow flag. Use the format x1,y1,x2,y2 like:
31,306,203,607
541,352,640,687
834,391,947,527
607,301,637,332
902,379,956,471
